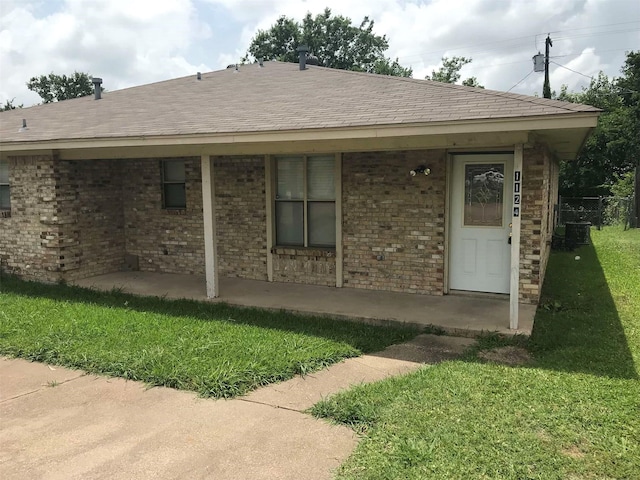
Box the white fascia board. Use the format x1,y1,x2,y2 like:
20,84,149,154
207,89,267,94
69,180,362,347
0,113,599,154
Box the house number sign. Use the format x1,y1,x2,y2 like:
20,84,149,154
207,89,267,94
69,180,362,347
513,170,521,217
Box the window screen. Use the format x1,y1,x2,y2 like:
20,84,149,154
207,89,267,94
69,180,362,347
274,155,336,247
162,160,186,209
0,159,9,210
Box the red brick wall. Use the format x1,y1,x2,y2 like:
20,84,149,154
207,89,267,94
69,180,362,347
123,158,205,275
342,150,447,294
0,155,60,281
58,159,126,280
214,156,268,280
519,145,556,304
2,148,552,306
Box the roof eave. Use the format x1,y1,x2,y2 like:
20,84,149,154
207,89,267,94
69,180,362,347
0,112,599,160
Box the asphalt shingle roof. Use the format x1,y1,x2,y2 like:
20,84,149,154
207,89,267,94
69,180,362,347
0,61,599,144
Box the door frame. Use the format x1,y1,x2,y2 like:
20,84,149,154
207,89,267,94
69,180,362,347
445,147,523,329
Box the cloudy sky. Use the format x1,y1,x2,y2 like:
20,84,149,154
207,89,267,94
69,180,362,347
1,0,638,107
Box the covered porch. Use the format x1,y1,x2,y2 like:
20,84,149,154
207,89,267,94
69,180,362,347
72,272,536,337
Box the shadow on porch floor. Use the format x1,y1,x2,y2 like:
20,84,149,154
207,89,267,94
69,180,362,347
72,272,535,337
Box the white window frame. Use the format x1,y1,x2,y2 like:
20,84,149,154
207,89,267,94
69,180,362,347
274,155,337,248
0,158,10,212
161,159,186,209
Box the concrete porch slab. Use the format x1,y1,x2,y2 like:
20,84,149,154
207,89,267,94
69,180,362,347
72,272,536,336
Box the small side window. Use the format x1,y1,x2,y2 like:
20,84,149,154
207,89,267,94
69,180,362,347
0,159,10,211
162,160,186,209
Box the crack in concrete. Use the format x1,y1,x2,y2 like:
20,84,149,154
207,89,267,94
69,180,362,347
237,397,305,413
0,373,86,404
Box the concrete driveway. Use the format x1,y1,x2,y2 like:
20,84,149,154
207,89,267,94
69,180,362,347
0,335,474,479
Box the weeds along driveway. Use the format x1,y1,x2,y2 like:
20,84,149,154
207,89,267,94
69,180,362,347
0,335,474,480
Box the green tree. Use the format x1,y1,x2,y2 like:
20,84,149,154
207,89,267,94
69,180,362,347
426,56,484,88
610,171,635,198
0,98,22,111
27,72,94,103
557,52,640,196
244,8,412,77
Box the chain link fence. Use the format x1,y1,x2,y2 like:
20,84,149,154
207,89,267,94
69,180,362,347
557,195,636,230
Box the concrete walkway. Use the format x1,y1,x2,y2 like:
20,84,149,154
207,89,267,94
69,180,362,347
0,335,474,480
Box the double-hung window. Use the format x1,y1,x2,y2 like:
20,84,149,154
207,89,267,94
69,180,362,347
0,159,9,211
275,155,336,247
162,160,186,209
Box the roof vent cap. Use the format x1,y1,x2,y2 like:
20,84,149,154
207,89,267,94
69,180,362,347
91,77,102,100
296,45,309,70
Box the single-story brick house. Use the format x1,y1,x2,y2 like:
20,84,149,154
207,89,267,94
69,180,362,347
0,60,599,329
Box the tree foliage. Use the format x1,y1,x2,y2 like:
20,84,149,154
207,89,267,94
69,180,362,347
244,8,412,77
27,72,94,103
426,56,484,88
557,52,640,196
0,98,22,111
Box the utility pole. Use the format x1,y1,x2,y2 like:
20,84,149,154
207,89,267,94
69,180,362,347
543,35,553,99
634,166,639,228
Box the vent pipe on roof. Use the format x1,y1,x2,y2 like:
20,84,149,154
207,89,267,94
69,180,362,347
18,119,28,132
297,45,309,70
197,72,202,80
92,77,102,100
259,58,264,67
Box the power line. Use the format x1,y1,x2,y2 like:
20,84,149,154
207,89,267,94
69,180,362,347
507,69,535,92
550,61,595,80
396,21,639,65
549,61,638,95
552,27,640,42
551,48,635,59
529,22,636,50
547,20,640,35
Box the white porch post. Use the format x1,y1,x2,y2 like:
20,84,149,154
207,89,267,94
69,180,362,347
201,155,219,298
265,156,274,282
335,153,343,288
510,144,524,329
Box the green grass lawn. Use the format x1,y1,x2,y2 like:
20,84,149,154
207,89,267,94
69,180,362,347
313,227,640,479
0,278,417,398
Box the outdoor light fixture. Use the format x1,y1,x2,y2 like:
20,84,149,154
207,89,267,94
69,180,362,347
410,165,431,176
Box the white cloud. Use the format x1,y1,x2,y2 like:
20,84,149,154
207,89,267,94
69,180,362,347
210,0,639,94
0,0,212,105
1,0,638,106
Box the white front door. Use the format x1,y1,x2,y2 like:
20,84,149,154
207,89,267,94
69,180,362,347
449,154,513,294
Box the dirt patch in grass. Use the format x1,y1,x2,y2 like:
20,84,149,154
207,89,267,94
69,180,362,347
562,445,586,459
478,346,532,366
